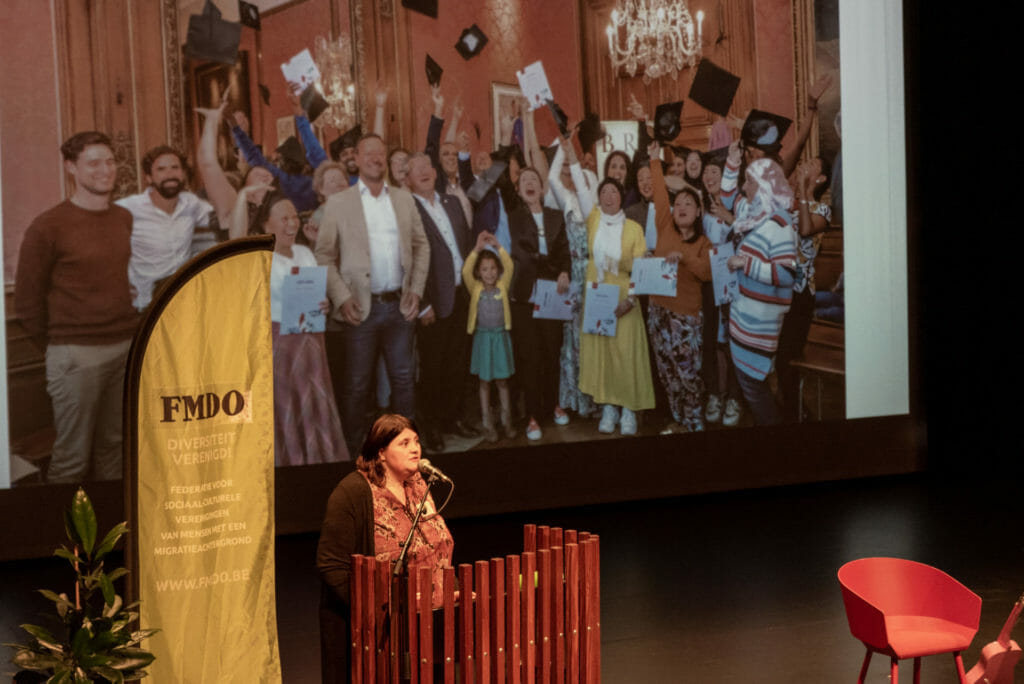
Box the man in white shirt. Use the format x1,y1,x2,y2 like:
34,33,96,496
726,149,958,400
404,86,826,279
407,154,477,449
315,134,430,450
117,145,214,309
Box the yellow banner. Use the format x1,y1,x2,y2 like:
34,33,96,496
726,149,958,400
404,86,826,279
130,241,280,682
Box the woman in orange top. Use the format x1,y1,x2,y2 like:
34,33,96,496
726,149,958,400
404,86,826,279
646,141,713,433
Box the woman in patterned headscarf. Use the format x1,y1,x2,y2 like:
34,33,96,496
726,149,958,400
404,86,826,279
725,157,798,425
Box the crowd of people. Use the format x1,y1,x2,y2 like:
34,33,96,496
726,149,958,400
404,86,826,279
14,72,841,481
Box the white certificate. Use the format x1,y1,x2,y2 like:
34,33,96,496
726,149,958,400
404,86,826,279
629,257,678,296
710,243,740,306
280,266,327,335
582,282,619,336
281,49,320,94
531,279,573,320
515,61,554,111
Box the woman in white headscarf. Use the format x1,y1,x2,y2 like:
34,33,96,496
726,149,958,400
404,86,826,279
725,157,798,425
574,173,655,435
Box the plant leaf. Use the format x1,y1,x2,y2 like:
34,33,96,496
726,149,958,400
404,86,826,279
94,666,126,684
54,547,80,565
70,488,98,556
11,648,63,670
49,668,73,684
99,572,116,606
107,567,129,582
103,593,124,618
94,522,129,561
126,628,160,646
107,647,156,670
20,623,63,653
70,626,92,659
38,589,75,611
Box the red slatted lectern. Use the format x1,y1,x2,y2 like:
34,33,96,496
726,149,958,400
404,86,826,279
350,524,600,683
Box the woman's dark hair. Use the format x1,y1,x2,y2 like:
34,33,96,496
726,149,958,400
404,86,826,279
515,166,544,191
387,147,411,185
813,156,833,201
672,186,704,241
603,150,632,185
683,149,705,185
356,414,418,487
251,190,292,237
242,164,277,188
597,177,625,213
472,248,504,281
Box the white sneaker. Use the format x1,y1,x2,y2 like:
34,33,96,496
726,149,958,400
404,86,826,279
598,405,619,433
619,408,637,435
526,419,543,441
722,398,741,427
553,407,570,426
705,394,722,423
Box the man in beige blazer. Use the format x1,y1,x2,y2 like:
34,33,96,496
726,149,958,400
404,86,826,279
315,133,430,451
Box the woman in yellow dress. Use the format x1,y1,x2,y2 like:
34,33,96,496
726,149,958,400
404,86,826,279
573,174,656,435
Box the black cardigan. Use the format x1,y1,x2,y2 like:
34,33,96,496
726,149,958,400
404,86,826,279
317,470,374,684
508,205,571,303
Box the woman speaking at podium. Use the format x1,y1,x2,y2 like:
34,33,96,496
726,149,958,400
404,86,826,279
316,414,454,683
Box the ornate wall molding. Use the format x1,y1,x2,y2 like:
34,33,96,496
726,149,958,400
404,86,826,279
161,0,185,152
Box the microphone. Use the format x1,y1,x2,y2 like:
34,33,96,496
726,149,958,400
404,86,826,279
418,458,452,483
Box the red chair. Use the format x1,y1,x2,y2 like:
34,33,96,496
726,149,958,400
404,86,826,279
838,557,981,684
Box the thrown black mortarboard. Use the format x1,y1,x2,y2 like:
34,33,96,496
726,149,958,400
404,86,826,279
329,124,363,159
276,136,305,169
183,0,241,65
653,101,684,143
402,0,438,19
455,25,488,60
467,161,507,203
258,84,271,106
425,54,443,87
299,85,329,123
547,99,570,137
577,112,604,153
688,59,741,118
238,1,261,30
740,109,792,152
702,145,730,170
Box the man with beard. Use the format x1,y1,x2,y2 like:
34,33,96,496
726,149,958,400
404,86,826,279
117,145,214,310
15,131,139,482
315,134,430,452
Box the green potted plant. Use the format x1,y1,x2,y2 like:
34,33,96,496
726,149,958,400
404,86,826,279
7,488,157,683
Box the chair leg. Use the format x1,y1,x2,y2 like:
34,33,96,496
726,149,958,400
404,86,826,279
953,651,967,683
913,657,921,684
857,649,872,684
890,655,899,684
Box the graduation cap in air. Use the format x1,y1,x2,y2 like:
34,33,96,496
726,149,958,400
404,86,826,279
688,59,741,118
402,0,438,19
547,99,570,137
653,101,684,143
740,109,792,152
702,145,730,170
425,54,443,87
467,161,507,203
329,124,363,160
299,85,329,123
183,0,241,65
238,1,261,30
276,136,305,169
577,112,605,153
455,25,488,60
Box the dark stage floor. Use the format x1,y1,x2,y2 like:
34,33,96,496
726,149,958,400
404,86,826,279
3,473,1022,683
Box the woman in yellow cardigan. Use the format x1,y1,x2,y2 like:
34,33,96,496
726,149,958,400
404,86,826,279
462,231,516,441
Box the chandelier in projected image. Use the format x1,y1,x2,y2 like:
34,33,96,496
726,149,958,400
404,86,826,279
605,0,704,83
313,34,358,131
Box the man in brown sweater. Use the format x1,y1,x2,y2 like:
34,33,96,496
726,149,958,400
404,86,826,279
14,131,139,482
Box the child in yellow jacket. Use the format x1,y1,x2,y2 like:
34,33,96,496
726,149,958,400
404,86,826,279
462,232,516,441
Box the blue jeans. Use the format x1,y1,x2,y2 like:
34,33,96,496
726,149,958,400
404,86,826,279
339,299,416,451
735,367,782,426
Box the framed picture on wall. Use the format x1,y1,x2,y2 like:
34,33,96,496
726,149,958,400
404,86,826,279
490,82,523,151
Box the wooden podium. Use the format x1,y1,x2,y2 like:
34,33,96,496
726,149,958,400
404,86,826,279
350,524,601,683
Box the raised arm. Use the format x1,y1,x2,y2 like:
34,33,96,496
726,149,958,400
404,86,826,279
195,87,237,229
228,183,269,239
373,83,387,138
563,135,595,218
444,98,463,144
521,101,549,183
781,74,833,176
288,89,328,169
